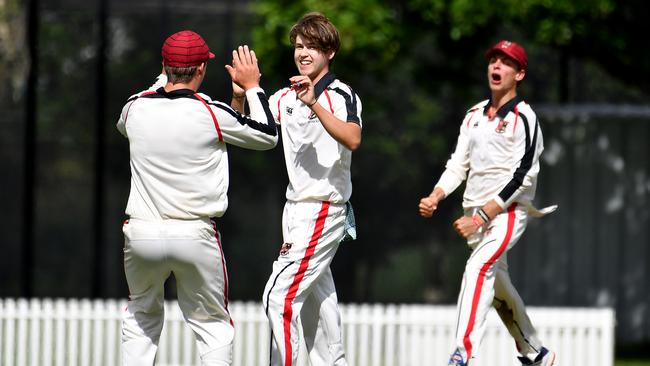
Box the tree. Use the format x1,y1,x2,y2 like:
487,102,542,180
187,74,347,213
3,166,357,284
0,0,28,102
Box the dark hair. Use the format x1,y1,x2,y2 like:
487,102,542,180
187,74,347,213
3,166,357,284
289,12,340,56
163,64,198,84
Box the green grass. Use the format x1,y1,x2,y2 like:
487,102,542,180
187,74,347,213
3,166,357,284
616,360,650,366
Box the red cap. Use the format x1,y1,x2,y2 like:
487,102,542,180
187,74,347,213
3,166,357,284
485,40,528,70
162,30,215,67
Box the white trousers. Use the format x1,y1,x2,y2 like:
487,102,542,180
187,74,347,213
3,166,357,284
452,204,545,364
121,218,234,366
263,201,348,366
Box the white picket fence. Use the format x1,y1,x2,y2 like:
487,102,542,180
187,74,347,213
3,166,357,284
0,298,614,366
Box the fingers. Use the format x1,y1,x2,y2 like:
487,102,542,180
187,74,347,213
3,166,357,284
289,75,310,86
231,48,242,68
230,45,253,68
453,217,476,238
418,198,436,218
224,64,235,78
233,45,256,66
419,198,436,210
238,45,249,64
288,75,315,105
453,219,466,237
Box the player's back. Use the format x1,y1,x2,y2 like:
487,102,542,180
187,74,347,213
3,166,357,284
123,90,230,221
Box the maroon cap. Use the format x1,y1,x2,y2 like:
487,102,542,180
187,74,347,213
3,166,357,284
162,30,215,67
485,40,528,70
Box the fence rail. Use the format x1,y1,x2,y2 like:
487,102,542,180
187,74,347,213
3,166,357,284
0,298,614,366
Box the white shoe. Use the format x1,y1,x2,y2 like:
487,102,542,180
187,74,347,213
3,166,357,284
518,347,555,366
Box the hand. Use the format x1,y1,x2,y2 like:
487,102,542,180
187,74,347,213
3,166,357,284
225,45,261,91
231,81,245,98
453,216,480,239
289,75,317,107
418,196,440,218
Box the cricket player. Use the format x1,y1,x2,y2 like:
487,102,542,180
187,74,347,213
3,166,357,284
419,40,556,366
256,12,362,366
117,30,277,366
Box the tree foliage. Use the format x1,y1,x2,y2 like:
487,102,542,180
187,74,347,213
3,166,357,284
0,0,28,102
252,0,649,92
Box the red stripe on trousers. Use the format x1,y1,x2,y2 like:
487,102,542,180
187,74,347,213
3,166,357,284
282,202,330,366
213,221,233,326
462,204,517,360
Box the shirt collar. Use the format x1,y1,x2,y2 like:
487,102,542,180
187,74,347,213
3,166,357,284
484,95,523,119
156,87,196,98
314,72,336,98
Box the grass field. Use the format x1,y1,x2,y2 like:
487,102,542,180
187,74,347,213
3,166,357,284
617,361,650,366
616,345,650,366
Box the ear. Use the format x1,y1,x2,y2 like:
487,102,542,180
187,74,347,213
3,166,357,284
197,62,206,75
327,50,336,61
515,69,526,82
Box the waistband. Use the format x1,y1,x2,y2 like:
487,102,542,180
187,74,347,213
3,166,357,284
124,217,215,227
463,203,521,216
286,199,345,207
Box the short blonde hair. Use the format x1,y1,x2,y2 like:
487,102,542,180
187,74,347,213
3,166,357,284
163,64,198,84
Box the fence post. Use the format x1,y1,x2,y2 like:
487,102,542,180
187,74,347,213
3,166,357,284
80,299,92,365
105,299,120,366
67,298,79,366
54,299,66,366
3,299,16,366
28,298,41,366
370,304,383,366
17,298,29,366
383,304,397,366
92,299,104,366
42,299,54,366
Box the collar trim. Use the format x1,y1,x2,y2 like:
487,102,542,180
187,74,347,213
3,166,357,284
484,95,523,119
314,72,336,98
156,87,196,98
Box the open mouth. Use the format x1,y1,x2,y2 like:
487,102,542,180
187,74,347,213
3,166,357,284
491,73,501,82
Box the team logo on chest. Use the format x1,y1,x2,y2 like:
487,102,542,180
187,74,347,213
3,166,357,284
286,106,293,116
495,119,509,133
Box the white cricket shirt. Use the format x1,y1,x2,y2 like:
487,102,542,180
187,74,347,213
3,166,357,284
435,96,544,209
116,75,277,220
269,72,362,203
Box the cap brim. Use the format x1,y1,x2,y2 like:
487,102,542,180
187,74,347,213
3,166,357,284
485,48,524,69
208,52,215,59
485,48,502,60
